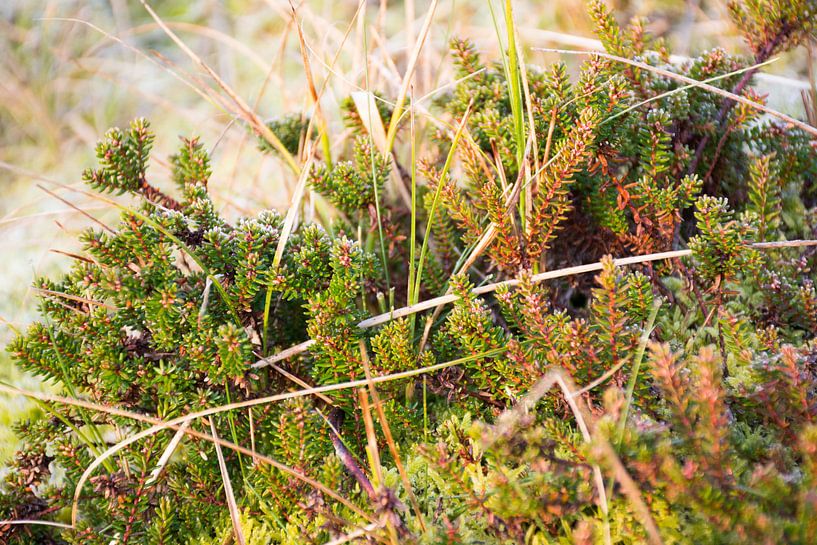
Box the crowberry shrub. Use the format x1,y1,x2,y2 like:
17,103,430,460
2,1,816,543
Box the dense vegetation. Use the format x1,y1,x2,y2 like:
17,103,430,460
2,0,816,543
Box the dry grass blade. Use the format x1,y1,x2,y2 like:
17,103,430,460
594,438,664,545
0,378,375,526
554,374,614,545
358,389,383,486
601,58,779,125
49,249,95,264
34,288,116,311
262,150,317,352
138,0,300,173
804,40,817,127
274,153,316,256
358,341,427,531
0,352,505,527
209,418,247,545
487,367,663,545
291,1,332,165
301,0,368,122
358,390,400,545
383,0,438,154
261,359,335,405
325,522,381,545
359,240,817,329
521,27,810,90
533,47,817,138
37,183,116,234
352,91,389,153
0,205,108,228
571,359,629,399
253,339,316,368
148,420,190,484
0,520,74,530
352,90,412,208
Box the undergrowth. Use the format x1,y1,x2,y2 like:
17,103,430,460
2,0,817,544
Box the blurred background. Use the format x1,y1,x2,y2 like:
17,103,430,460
0,0,813,460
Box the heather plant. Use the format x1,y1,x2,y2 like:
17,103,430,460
1,1,817,544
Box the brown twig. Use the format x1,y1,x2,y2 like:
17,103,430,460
327,408,376,500
687,30,789,177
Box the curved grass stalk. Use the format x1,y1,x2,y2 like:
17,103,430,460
532,47,817,138
252,240,817,371
383,0,439,155
361,240,817,329
412,103,473,305
603,57,779,125
486,367,663,545
0,347,508,528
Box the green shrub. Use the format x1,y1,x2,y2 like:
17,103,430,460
2,1,817,543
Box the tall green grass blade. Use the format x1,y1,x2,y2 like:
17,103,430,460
616,299,662,443
362,25,392,294
503,0,526,170
503,0,527,230
412,104,472,305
